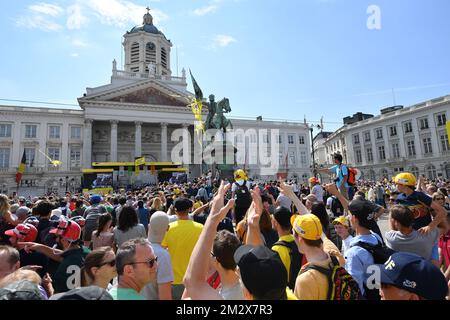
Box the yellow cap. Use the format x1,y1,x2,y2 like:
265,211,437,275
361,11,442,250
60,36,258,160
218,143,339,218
308,177,319,184
394,172,416,186
234,169,247,181
291,214,322,240
332,216,350,228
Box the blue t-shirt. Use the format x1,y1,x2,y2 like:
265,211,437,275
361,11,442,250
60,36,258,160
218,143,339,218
137,207,150,228
345,232,383,296
331,164,349,188
395,191,433,230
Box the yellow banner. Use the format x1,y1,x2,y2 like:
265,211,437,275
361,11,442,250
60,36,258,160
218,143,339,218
135,157,145,166
446,120,450,138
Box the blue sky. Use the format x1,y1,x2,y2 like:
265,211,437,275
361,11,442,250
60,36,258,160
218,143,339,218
1,0,450,133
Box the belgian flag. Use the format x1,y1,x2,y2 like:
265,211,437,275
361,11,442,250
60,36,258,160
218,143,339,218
15,151,26,184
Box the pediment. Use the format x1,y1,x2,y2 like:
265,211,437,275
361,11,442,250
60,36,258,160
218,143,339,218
107,86,187,107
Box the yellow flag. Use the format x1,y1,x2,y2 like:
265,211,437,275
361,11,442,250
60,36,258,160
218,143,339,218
446,120,450,138
135,157,145,166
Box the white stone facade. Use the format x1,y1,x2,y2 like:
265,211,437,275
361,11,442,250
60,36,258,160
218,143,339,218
322,96,450,181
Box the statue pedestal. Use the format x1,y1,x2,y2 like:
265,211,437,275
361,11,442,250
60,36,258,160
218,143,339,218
205,140,237,181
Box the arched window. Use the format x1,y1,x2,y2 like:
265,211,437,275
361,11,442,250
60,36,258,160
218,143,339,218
145,42,156,71
161,47,167,69
409,166,419,178
425,164,437,180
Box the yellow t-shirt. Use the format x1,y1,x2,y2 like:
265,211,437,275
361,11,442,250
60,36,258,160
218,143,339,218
161,220,204,285
272,234,295,281
193,201,203,210
294,256,333,300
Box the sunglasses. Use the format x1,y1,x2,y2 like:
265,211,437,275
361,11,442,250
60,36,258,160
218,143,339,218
434,198,444,201
99,259,116,268
129,256,158,268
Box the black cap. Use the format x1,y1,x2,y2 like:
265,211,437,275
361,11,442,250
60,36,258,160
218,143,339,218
273,206,292,229
173,197,193,212
234,245,287,298
50,286,113,300
376,252,448,300
348,198,379,230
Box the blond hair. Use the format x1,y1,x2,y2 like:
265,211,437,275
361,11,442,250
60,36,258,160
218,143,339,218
0,194,10,214
0,269,42,288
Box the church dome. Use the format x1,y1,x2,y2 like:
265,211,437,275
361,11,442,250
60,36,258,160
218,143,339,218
128,9,165,37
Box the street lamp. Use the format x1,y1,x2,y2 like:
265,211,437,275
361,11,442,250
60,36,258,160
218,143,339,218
308,124,322,177
65,176,69,193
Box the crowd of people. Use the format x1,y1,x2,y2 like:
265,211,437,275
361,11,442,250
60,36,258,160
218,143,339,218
0,154,449,301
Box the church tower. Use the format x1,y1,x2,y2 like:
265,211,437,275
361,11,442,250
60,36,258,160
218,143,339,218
123,7,172,76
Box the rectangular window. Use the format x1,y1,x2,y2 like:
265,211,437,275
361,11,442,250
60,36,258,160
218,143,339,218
300,151,307,165
375,128,383,140
378,145,386,160
353,134,360,145
70,126,81,139
0,148,10,168
392,143,400,158
47,148,60,164
389,126,397,137
423,137,433,154
263,134,269,143
437,113,447,126
24,148,35,167
250,135,257,143
288,135,294,145
288,151,296,165
337,141,340,148
407,140,416,156
366,148,373,162
278,135,282,144
70,148,81,167
440,133,449,151
355,150,362,163
419,118,429,130
236,135,243,143
364,132,371,142
404,122,413,133
299,135,305,145
0,124,12,138
49,126,61,139
25,125,37,138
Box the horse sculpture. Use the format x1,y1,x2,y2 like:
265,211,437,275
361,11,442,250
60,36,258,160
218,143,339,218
212,98,233,132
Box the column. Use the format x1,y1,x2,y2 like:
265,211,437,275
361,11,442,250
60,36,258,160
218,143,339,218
110,120,118,162
83,119,93,168
182,123,190,165
61,122,69,172
135,121,142,158
161,123,168,162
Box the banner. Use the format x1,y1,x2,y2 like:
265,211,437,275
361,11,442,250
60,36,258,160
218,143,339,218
446,120,450,138
135,157,145,166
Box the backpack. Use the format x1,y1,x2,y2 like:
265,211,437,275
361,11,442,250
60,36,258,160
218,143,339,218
234,182,252,208
302,255,361,300
352,239,396,300
330,196,344,217
273,240,302,291
347,167,357,186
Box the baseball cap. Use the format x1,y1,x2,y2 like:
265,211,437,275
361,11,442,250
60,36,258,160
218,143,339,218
273,206,292,229
332,216,350,228
10,204,19,213
49,216,81,242
90,195,103,204
291,214,322,240
15,206,31,219
347,198,379,230
376,252,448,300
173,197,193,212
5,223,38,242
309,177,319,184
149,211,169,243
50,286,113,300
234,245,287,298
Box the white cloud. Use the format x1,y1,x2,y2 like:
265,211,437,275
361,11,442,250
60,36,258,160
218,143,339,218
16,15,63,32
72,39,88,47
81,0,168,28
213,34,237,47
71,53,79,57
192,5,218,16
67,4,88,30
29,3,63,17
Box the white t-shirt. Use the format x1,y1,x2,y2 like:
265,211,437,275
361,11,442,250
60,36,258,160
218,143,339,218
341,235,354,254
231,181,252,192
140,243,174,300
311,185,324,202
